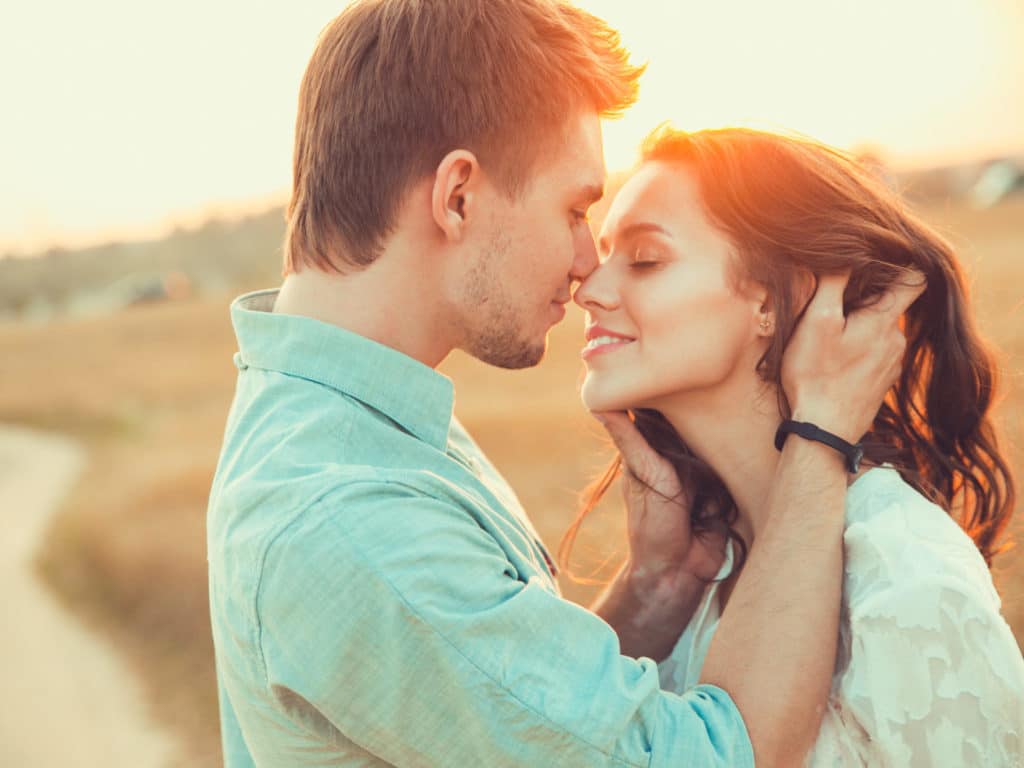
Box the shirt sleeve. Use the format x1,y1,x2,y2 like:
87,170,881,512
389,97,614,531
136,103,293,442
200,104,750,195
833,544,1024,764
255,479,754,768
216,663,257,768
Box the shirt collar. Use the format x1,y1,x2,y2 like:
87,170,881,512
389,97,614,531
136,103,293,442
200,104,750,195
230,288,455,451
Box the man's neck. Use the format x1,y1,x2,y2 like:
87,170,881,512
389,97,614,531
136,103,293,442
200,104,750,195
274,257,455,369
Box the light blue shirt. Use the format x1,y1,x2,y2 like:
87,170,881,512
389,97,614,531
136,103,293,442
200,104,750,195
207,288,754,767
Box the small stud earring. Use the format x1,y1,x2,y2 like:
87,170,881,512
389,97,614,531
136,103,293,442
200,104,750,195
759,317,773,333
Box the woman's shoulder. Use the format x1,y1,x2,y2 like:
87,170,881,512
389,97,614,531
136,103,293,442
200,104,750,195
840,465,1000,614
825,468,1024,767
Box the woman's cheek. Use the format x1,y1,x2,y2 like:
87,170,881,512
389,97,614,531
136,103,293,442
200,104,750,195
641,293,752,390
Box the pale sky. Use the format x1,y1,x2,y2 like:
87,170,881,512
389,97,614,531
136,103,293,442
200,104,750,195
3,0,1022,255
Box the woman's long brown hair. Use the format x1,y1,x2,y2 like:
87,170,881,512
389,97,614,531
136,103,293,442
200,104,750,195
559,126,1015,577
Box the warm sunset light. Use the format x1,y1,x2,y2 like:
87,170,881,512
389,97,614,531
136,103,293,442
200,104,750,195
4,4,1024,764
3,0,1022,254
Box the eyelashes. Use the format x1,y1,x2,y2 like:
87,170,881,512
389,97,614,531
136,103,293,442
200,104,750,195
628,260,662,271
629,245,664,270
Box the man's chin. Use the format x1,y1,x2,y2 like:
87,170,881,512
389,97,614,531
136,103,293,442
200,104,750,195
470,336,547,370
490,342,547,370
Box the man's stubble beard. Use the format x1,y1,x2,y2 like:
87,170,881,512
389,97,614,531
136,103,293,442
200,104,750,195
459,229,547,370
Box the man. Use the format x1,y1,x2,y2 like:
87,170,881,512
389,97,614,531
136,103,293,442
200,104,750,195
208,1,921,765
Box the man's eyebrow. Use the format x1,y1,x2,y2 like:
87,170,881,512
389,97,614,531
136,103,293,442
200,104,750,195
598,222,669,254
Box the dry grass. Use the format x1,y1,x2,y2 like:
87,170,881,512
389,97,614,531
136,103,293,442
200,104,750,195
1,198,1021,765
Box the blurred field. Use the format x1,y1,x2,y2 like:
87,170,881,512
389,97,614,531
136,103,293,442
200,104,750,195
0,197,1021,765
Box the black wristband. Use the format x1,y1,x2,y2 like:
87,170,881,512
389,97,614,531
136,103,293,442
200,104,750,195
774,420,864,474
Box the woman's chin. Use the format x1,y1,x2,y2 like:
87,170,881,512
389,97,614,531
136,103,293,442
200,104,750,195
581,380,633,413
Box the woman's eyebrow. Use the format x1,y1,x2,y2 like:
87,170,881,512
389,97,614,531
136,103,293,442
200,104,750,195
598,222,670,254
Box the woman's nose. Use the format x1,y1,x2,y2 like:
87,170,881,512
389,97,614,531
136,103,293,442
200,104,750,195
573,262,619,312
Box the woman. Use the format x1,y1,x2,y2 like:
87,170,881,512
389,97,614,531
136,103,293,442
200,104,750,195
563,126,1024,765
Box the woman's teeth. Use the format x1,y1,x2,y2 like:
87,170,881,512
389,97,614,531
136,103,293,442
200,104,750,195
583,336,634,353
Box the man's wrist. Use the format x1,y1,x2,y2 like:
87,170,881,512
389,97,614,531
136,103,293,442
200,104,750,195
595,559,703,659
623,558,703,607
789,406,861,445
777,428,849,474
775,420,864,474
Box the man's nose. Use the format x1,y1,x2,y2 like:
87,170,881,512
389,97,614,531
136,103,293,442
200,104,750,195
569,227,599,283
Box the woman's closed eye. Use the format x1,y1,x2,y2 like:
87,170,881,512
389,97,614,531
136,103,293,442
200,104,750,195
629,244,664,269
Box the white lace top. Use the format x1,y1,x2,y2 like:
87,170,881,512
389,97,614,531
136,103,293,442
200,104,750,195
657,466,1024,766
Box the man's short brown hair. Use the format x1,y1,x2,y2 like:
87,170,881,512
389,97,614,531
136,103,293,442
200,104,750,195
284,0,643,273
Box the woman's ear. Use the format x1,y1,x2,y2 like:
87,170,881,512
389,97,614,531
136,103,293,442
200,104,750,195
743,280,775,337
756,297,776,337
431,149,479,242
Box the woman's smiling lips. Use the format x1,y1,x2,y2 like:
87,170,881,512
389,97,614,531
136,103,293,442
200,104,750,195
582,324,636,360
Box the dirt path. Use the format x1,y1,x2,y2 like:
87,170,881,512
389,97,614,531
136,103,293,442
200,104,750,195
0,425,180,767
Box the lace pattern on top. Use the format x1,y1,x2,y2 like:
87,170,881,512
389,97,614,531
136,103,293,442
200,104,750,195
658,467,1024,767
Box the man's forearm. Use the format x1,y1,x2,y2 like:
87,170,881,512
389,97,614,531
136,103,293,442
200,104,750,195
591,561,705,660
699,439,847,767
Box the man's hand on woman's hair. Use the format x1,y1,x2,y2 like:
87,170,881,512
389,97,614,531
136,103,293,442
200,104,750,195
782,269,926,444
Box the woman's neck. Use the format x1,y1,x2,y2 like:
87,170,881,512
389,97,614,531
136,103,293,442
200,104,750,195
654,375,782,549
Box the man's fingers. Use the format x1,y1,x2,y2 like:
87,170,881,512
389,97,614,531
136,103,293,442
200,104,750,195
593,411,644,461
798,272,856,342
884,269,928,317
804,270,851,323
852,269,927,321
842,270,926,348
593,411,664,483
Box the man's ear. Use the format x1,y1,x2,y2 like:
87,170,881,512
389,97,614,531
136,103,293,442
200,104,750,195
431,149,479,242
